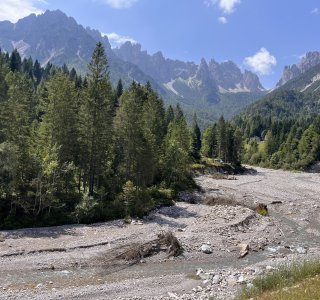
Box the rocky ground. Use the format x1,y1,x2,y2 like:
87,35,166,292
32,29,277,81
0,166,319,299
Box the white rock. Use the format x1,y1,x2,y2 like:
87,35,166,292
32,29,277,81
227,278,237,287
167,292,179,299
212,275,221,284
200,244,213,254
196,268,204,276
265,266,275,272
238,275,245,283
247,283,254,289
196,286,203,292
296,247,307,254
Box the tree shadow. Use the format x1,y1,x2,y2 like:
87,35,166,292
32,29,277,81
146,205,198,228
1,224,82,239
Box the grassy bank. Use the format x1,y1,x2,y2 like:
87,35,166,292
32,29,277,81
236,261,320,300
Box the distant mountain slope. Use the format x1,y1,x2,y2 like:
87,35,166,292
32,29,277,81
277,51,320,87
0,10,163,91
239,63,320,120
0,9,266,124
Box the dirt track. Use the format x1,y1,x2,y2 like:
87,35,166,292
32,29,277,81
0,167,319,299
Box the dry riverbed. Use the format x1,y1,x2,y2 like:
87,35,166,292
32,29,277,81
0,167,320,299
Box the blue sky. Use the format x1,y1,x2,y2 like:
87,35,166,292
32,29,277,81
0,0,319,88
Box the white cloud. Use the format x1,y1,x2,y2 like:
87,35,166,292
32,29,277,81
205,0,240,14
219,0,241,14
244,48,277,75
103,0,137,9
103,32,137,47
218,16,227,24
0,0,45,23
311,8,319,14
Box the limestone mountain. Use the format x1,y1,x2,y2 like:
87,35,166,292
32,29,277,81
0,9,266,124
114,41,265,96
0,10,162,90
240,62,320,121
277,51,320,86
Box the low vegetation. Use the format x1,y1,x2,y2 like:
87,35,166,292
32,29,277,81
236,260,320,300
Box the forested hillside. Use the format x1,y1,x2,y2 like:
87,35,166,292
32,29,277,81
235,64,320,170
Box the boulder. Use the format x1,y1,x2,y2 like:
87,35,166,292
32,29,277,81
296,246,307,254
200,244,213,254
238,243,249,258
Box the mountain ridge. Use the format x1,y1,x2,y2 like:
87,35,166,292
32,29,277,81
277,51,320,87
0,9,266,124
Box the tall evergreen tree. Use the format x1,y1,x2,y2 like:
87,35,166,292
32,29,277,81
9,49,22,72
81,42,113,195
191,113,201,160
115,82,153,187
33,60,42,85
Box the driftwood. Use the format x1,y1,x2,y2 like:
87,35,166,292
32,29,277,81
91,231,184,275
114,231,183,263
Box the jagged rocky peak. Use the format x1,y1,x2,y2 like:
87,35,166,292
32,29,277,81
86,27,102,40
115,42,144,60
0,9,99,68
86,27,113,56
219,60,243,86
300,51,320,72
28,9,77,27
277,51,320,86
243,70,265,92
208,58,264,92
277,65,301,86
152,51,165,61
196,58,213,86
114,41,197,83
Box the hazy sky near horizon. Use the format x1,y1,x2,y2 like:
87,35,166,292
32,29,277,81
1,0,319,88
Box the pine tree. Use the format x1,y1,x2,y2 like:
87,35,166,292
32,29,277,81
201,124,217,158
141,84,166,181
191,114,201,160
41,73,80,165
33,60,42,85
81,42,113,195
165,105,174,127
217,116,227,161
2,72,37,211
9,49,22,72
115,82,153,187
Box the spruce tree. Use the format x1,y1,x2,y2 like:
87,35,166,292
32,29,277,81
81,42,113,195
9,49,22,72
191,114,201,160
115,82,153,187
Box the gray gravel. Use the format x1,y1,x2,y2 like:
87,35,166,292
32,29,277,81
0,166,319,299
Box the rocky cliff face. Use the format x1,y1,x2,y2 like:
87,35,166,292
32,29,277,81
114,42,265,93
114,42,197,83
277,51,320,86
0,10,95,67
208,59,264,93
0,10,163,90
